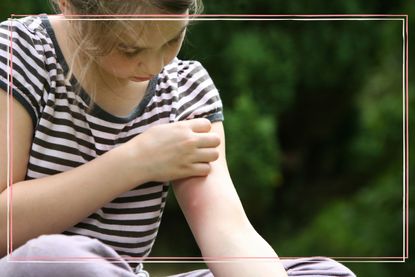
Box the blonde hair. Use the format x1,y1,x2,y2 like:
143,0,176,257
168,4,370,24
49,0,203,109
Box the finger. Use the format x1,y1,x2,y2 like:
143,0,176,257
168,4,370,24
186,118,211,133
189,163,212,176
195,133,220,148
192,148,220,163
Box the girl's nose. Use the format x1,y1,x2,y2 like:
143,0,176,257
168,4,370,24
139,49,164,76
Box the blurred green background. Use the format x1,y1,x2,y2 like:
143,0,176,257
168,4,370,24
1,0,413,276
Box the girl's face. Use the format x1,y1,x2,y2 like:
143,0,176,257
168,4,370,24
97,19,189,83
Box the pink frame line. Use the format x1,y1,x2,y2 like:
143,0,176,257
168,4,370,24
7,256,410,261
9,14,409,18
404,13,409,261
7,17,15,257
4,13,409,263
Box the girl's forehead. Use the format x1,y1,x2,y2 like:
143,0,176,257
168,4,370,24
119,19,189,47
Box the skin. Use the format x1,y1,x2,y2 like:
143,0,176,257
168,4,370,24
0,2,288,276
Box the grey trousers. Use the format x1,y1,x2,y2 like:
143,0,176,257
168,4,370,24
0,235,356,277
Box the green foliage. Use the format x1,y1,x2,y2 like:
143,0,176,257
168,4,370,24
0,0,52,20
222,27,297,114
350,64,403,171
278,166,403,257
224,94,282,215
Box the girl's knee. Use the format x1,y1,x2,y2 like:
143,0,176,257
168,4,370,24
16,234,106,258
3,234,135,277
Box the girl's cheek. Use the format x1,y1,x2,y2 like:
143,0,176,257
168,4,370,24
165,46,181,64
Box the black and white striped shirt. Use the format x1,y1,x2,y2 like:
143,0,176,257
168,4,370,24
0,15,223,260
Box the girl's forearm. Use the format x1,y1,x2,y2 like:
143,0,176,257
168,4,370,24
203,226,287,277
173,121,287,276
0,146,146,257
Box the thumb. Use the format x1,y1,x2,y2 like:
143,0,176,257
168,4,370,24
186,118,212,133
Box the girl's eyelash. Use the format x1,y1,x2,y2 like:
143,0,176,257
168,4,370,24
121,48,143,56
117,45,143,57
165,36,181,46
166,29,187,46
165,32,185,46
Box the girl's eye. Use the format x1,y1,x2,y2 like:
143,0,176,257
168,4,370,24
119,48,143,57
166,36,181,46
165,32,185,48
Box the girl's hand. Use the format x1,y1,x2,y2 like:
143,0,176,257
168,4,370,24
119,118,221,183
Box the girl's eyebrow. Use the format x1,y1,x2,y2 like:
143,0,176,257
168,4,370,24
119,24,188,50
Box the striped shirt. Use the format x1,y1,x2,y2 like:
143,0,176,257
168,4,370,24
0,15,223,262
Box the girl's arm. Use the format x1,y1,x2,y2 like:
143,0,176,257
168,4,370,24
0,91,219,256
173,122,288,277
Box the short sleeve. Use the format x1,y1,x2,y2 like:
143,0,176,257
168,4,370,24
173,60,224,122
0,18,48,127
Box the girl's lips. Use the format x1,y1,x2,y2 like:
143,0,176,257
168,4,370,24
130,76,153,82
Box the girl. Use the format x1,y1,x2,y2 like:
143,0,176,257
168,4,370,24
0,0,355,276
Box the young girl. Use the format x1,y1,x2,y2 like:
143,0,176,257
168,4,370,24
0,0,355,276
